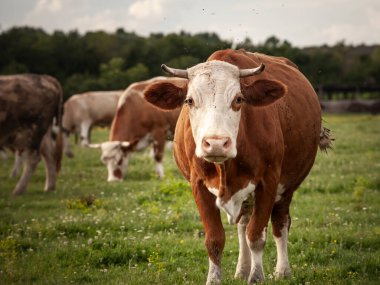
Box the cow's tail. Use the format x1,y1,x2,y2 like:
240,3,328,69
319,126,334,152
54,80,64,172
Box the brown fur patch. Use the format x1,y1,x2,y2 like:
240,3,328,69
243,79,287,106
144,82,187,110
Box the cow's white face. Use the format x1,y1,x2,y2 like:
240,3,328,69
97,141,130,182
186,61,242,163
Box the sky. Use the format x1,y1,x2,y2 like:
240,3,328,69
0,0,379,47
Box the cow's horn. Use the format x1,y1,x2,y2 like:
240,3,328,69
120,142,130,147
86,143,102,149
161,64,188,78
239,63,265,78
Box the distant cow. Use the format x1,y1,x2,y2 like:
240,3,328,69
144,49,332,284
62,90,122,157
0,74,63,195
88,77,186,182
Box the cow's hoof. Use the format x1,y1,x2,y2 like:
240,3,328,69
44,185,56,192
206,278,221,285
234,268,250,280
274,267,291,279
12,189,25,196
248,268,264,284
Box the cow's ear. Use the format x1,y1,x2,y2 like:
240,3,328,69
242,79,286,106
144,82,187,110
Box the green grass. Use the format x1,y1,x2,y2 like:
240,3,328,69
0,114,379,284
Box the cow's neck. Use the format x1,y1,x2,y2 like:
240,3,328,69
215,163,227,198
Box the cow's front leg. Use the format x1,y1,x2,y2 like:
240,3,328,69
246,181,277,284
192,180,225,285
80,120,91,146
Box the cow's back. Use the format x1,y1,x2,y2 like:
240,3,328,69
110,77,185,141
84,91,121,124
0,74,62,149
64,91,121,128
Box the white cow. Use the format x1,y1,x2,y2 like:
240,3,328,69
62,90,122,157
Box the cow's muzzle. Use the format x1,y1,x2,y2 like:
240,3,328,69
201,136,232,163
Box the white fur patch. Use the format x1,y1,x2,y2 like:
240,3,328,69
274,220,291,277
208,182,256,225
155,162,164,178
275,184,286,202
135,133,153,151
247,227,266,281
207,259,221,285
97,141,129,182
186,61,242,160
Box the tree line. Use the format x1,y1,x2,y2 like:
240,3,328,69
1,26,379,100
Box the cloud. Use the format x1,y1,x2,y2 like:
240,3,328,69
11,0,379,46
31,0,63,14
128,0,167,19
367,8,380,30
72,9,129,33
23,0,89,32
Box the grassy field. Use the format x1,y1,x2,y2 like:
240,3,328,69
0,114,379,285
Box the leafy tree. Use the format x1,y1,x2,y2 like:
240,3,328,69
0,26,379,99
125,63,150,84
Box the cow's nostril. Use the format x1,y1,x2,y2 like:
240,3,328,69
223,138,232,149
202,139,211,150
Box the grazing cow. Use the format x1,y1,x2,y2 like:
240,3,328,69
88,77,186,182
144,49,332,284
0,74,63,195
62,90,122,157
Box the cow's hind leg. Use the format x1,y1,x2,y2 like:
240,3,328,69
63,132,74,158
10,150,23,178
271,186,293,278
152,129,166,179
40,130,57,192
246,180,278,284
12,150,40,195
234,213,251,280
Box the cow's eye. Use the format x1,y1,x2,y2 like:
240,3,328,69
184,97,194,106
234,96,244,104
232,95,245,110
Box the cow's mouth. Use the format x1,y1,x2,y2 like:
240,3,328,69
203,156,228,164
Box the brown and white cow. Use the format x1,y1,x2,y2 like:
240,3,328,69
144,49,332,284
88,77,186,182
0,74,63,195
62,90,122,157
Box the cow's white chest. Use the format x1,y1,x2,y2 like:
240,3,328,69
135,133,153,151
208,182,256,224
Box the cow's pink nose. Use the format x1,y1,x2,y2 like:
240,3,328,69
201,136,232,156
